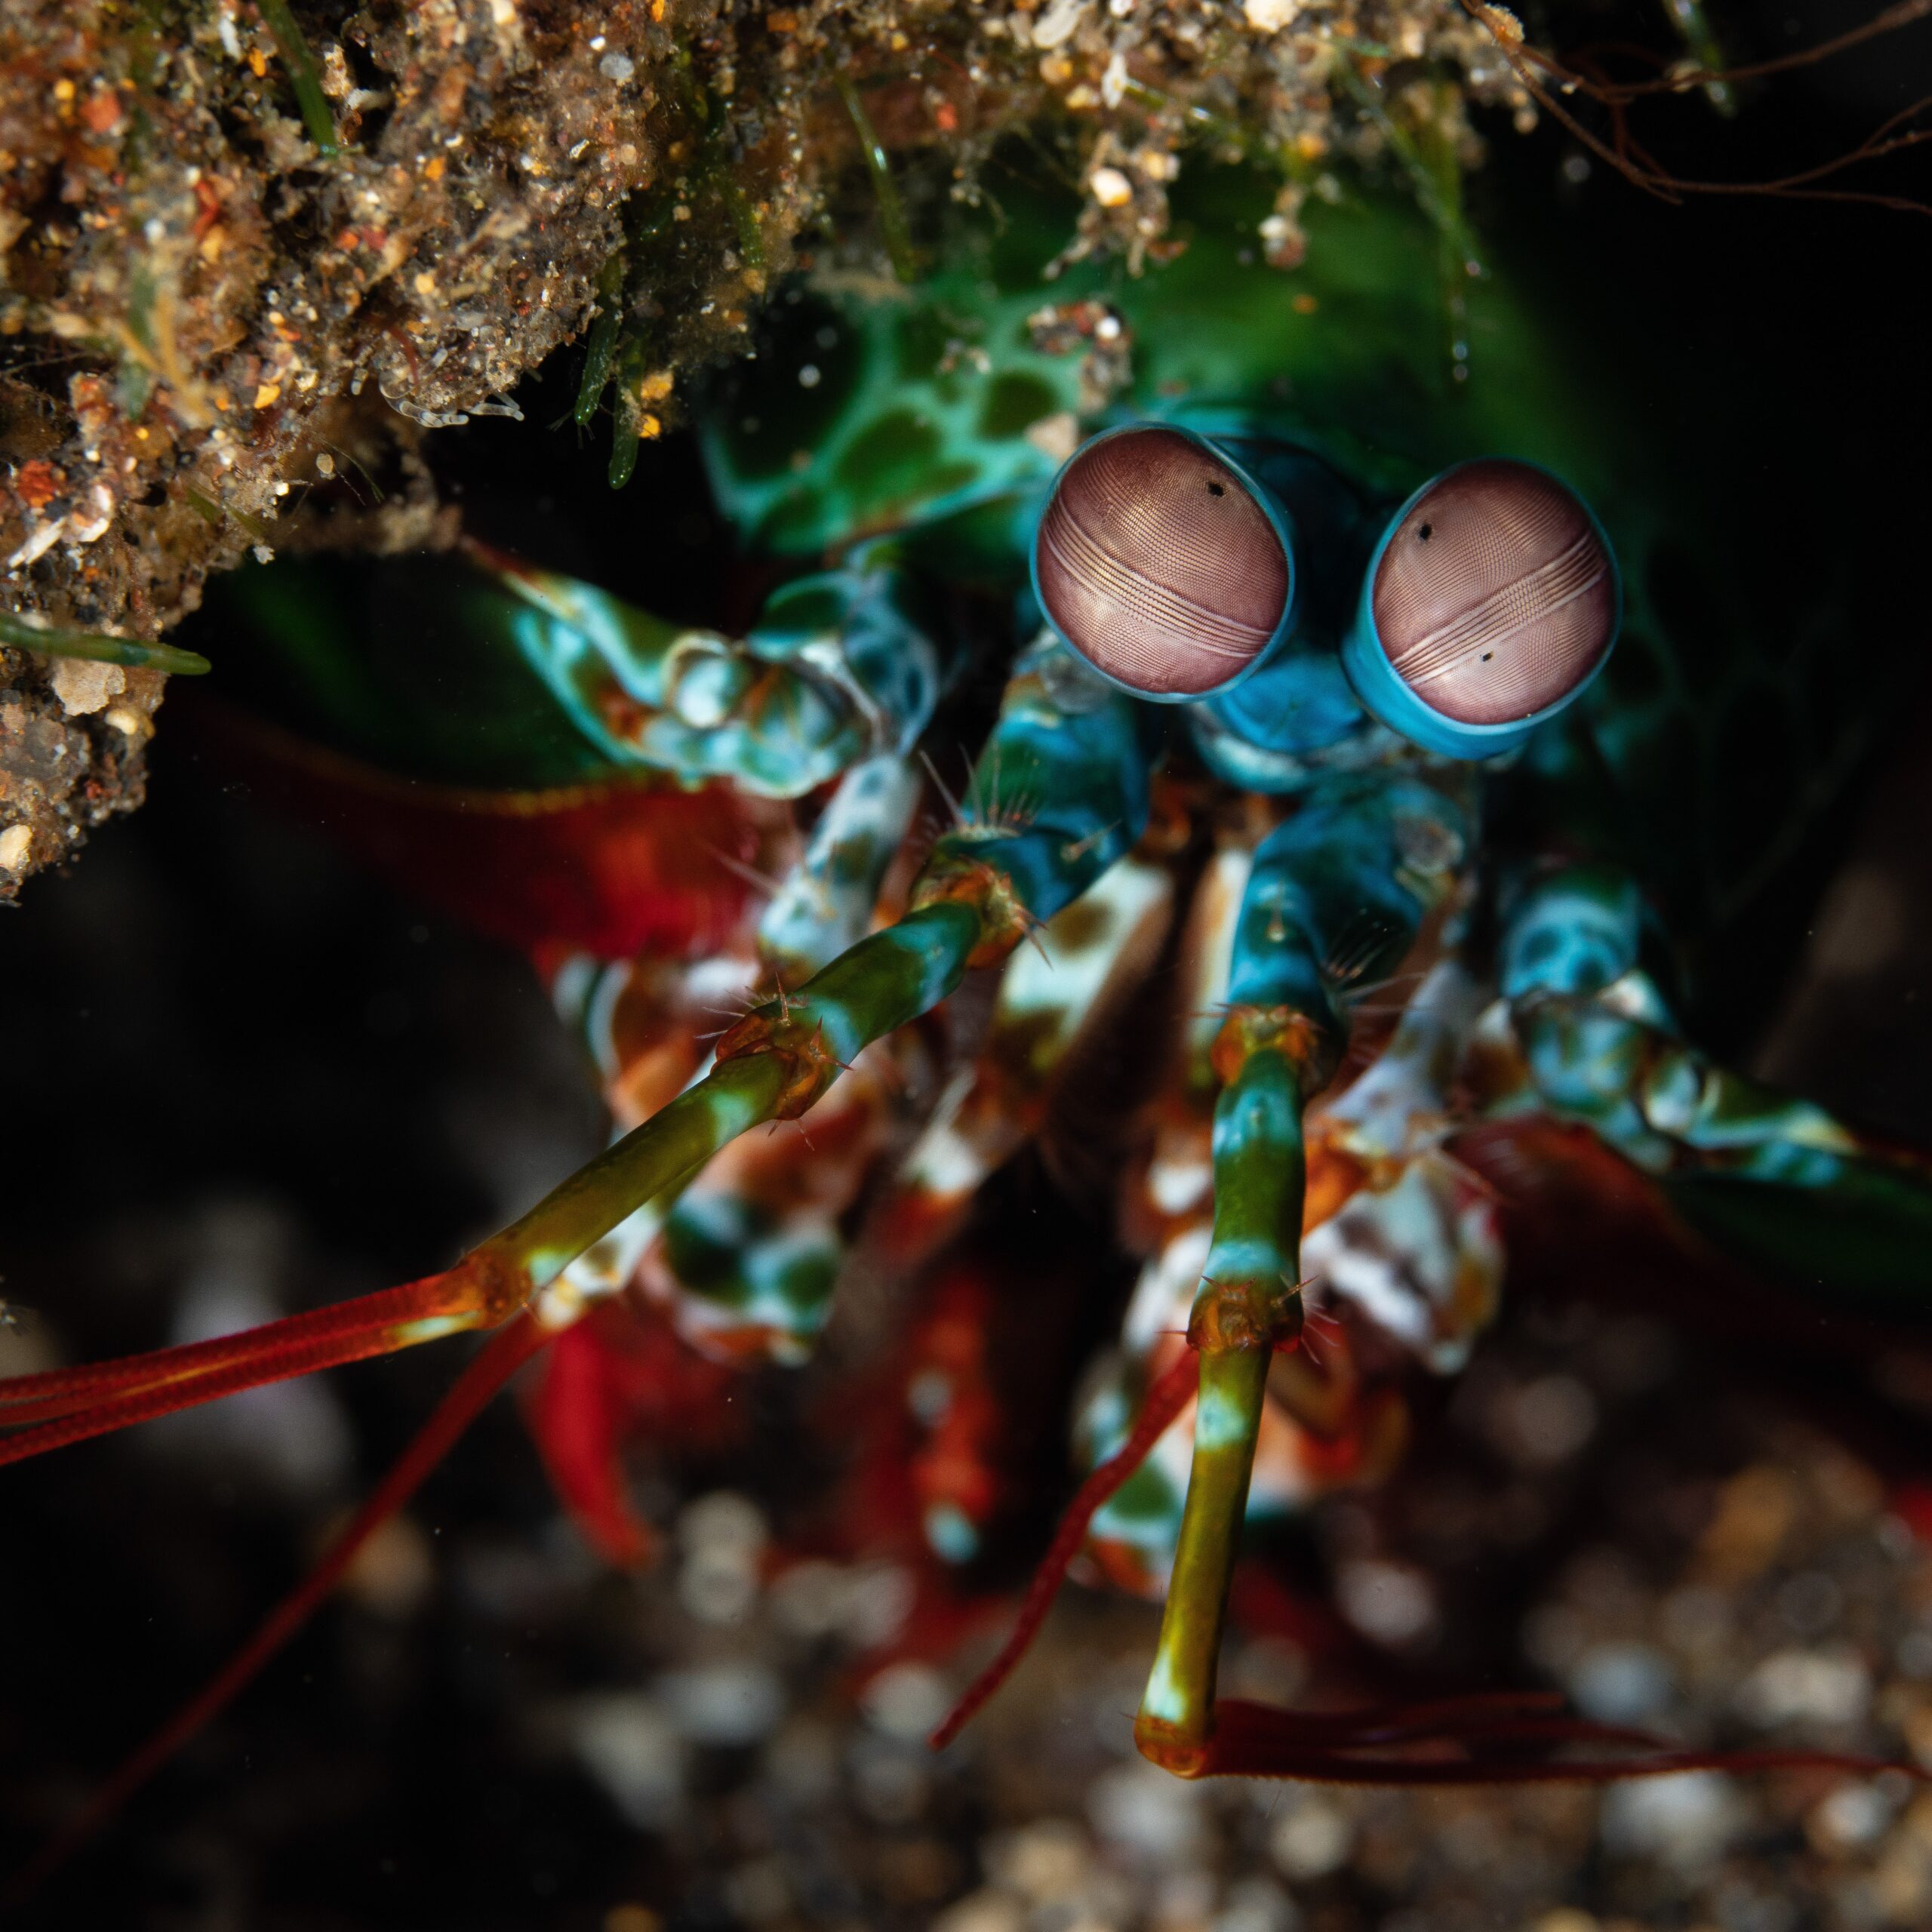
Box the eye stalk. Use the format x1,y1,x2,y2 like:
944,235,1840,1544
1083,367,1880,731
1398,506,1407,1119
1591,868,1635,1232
1341,459,1620,759
1032,424,1296,701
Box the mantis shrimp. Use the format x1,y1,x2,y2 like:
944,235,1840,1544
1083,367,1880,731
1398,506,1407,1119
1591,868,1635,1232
3,130,1930,1904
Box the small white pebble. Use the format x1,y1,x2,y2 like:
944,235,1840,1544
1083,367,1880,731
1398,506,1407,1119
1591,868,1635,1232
1334,1558,1437,1645
986,1820,1091,1901
659,1663,785,1747
1600,1770,1745,1869
1089,1760,1209,1864
1088,165,1133,208
1030,0,1088,49
679,1490,767,1555
568,1693,685,1828
860,1662,952,1743
1244,0,1297,29
1269,1798,1352,1880
48,656,125,717
1735,1646,1871,1729
931,1890,1026,1932
598,50,635,82
0,823,32,873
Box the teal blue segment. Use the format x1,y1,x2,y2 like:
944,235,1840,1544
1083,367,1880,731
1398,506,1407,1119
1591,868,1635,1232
924,1503,980,1565
795,901,983,1068
662,1192,842,1352
758,753,923,978
1498,863,1932,1304
1226,776,1466,1020
929,636,1159,926
1500,868,1646,1000
497,552,951,798
1340,462,1623,761
752,552,955,755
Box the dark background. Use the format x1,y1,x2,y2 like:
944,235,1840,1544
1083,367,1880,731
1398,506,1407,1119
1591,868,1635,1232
2,11,1930,1927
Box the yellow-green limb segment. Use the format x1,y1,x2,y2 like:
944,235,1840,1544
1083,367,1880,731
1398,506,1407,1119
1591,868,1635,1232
1136,1029,1309,1774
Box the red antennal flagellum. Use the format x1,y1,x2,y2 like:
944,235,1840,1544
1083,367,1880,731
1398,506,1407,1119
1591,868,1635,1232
1,1315,551,1911
930,1342,1930,1790
930,1348,1198,1751
1195,1694,1924,1785
0,1275,496,1467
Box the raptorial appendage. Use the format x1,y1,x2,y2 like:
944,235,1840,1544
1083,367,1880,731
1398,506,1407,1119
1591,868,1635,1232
1494,866,1932,1301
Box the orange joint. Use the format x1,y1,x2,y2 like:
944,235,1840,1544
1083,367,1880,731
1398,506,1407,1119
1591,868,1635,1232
1210,1004,1334,1088
1186,1274,1304,1355
909,852,1027,969
712,1008,845,1119
1133,1712,1216,1779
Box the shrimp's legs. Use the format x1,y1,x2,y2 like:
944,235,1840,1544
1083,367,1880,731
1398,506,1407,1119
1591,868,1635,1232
1137,776,1467,1771
0,641,1152,1464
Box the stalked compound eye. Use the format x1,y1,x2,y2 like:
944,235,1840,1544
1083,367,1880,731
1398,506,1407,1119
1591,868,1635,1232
1341,459,1620,758
1032,425,1294,700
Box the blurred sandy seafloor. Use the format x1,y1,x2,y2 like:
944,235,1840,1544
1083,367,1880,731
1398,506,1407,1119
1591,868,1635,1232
6,29,1932,1932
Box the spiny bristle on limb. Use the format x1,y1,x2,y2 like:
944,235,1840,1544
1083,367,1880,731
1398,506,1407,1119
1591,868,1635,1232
704,843,786,900
918,749,967,829
967,765,1044,836
1014,903,1054,967
1297,1303,1347,1372
1324,911,1406,990
1337,970,1429,1018
964,738,1000,825
1057,820,1121,866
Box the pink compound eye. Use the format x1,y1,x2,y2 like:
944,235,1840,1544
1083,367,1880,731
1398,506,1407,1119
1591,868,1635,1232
1368,459,1618,728
1032,426,1293,700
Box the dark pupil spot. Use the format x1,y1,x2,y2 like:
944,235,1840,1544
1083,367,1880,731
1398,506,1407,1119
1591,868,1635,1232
1417,521,1433,541
1481,651,1493,661
1208,481,1226,497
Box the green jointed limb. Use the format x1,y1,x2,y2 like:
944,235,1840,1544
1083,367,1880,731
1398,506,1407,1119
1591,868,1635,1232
1137,1045,1307,1774
488,902,986,1292
1131,781,1463,1772
457,645,1155,1330
0,621,1153,1467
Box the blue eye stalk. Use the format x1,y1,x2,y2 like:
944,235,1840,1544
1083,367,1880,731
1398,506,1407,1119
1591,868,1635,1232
1340,458,1622,761
1033,426,1620,763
